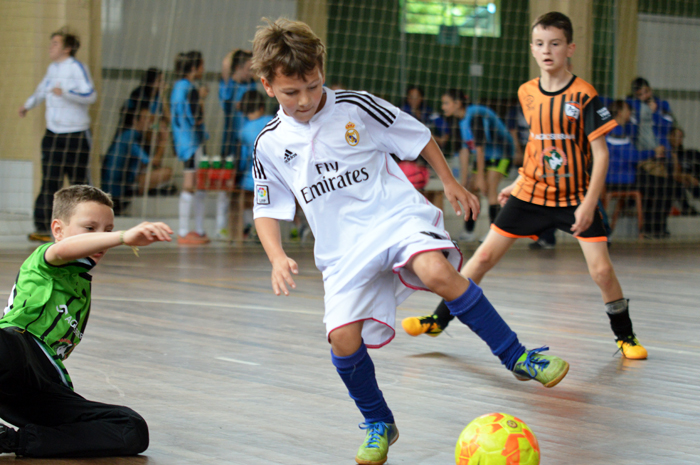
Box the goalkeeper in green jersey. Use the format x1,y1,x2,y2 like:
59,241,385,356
0,185,172,458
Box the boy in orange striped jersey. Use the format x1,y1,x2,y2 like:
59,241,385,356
403,11,647,360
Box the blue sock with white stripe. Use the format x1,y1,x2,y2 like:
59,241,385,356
331,342,394,424
445,279,525,370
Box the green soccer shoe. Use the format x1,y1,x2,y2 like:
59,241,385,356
512,346,569,388
355,421,399,465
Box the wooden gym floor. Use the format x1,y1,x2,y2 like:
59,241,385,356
0,241,698,464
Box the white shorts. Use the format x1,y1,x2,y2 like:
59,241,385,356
323,231,462,348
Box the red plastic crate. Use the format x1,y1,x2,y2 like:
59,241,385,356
196,169,235,191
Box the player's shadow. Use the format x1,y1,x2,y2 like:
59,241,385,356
0,457,151,464
406,351,593,404
405,351,519,389
407,351,453,359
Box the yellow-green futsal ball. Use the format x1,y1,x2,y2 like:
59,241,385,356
455,412,540,465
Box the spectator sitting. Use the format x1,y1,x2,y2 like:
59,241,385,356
119,68,172,180
101,104,173,215
605,101,654,188
606,100,691,237
401,85,440,129
119,68,164,128
669,127,700,209
627,77,674,154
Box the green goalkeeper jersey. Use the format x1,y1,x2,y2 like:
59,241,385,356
1,243,95,389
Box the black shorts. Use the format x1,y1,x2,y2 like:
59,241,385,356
183,156,196,171
471,158,512,177
492,196,607,242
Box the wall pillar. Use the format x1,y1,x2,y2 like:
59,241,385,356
615,0,638,98
0,0,101,198
298,0,328,44
528,0,594,82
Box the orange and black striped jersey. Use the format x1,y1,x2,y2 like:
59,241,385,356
512,76,617,206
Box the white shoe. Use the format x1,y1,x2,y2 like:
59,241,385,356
301,226,313,243
458,231,476,242
213,228,229,241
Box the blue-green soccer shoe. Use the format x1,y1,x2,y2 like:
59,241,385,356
355,421,399,465
512,346,569,388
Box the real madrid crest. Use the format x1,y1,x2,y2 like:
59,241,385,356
345,122,359,146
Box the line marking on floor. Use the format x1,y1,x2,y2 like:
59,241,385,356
215,357,260,366
93,296,320,315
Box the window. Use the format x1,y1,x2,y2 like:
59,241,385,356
402,0,501,38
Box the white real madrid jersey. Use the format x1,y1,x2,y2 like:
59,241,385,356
24,57,96,133
253,88,450,295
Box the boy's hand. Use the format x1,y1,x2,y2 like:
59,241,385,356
571,203,595,236
498,183,515,206
52,87,63,96
647,99,657,113
122,222,173,246
444,180,480,221
271,256,298,296
18,106,28,117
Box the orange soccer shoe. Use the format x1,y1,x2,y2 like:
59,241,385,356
401,315,443,337
616,335,648,360
177,232,211,245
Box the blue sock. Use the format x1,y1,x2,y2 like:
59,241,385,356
331,342,394,424
445,279,526,370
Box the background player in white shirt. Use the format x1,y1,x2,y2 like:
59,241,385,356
19,27,97,242
251,18,570,465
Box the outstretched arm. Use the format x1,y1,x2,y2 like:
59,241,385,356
255,217,299,296
420,137,480,220
46,222,173,266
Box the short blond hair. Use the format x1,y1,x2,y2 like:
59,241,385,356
52,185,113,222
251,18,326,83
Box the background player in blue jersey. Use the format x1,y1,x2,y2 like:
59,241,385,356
171,51,226,245
236,90,274,236
0,185,172,458
219,50,257,164
441,89,514,241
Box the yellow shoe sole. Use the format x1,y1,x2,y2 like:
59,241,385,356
617,341,648,360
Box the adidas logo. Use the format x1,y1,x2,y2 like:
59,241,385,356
284,149,298,163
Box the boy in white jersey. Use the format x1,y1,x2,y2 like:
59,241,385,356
19,27,97,243
251,18,569,465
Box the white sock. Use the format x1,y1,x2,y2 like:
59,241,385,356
216,191,229,231
179,191,193,237
243,209,253,228
194,191,207,236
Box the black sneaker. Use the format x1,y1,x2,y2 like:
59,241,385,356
0,424,18,453
28,232,52,242
529,239,555,250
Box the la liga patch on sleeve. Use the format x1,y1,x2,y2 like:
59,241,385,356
255,185,270,205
